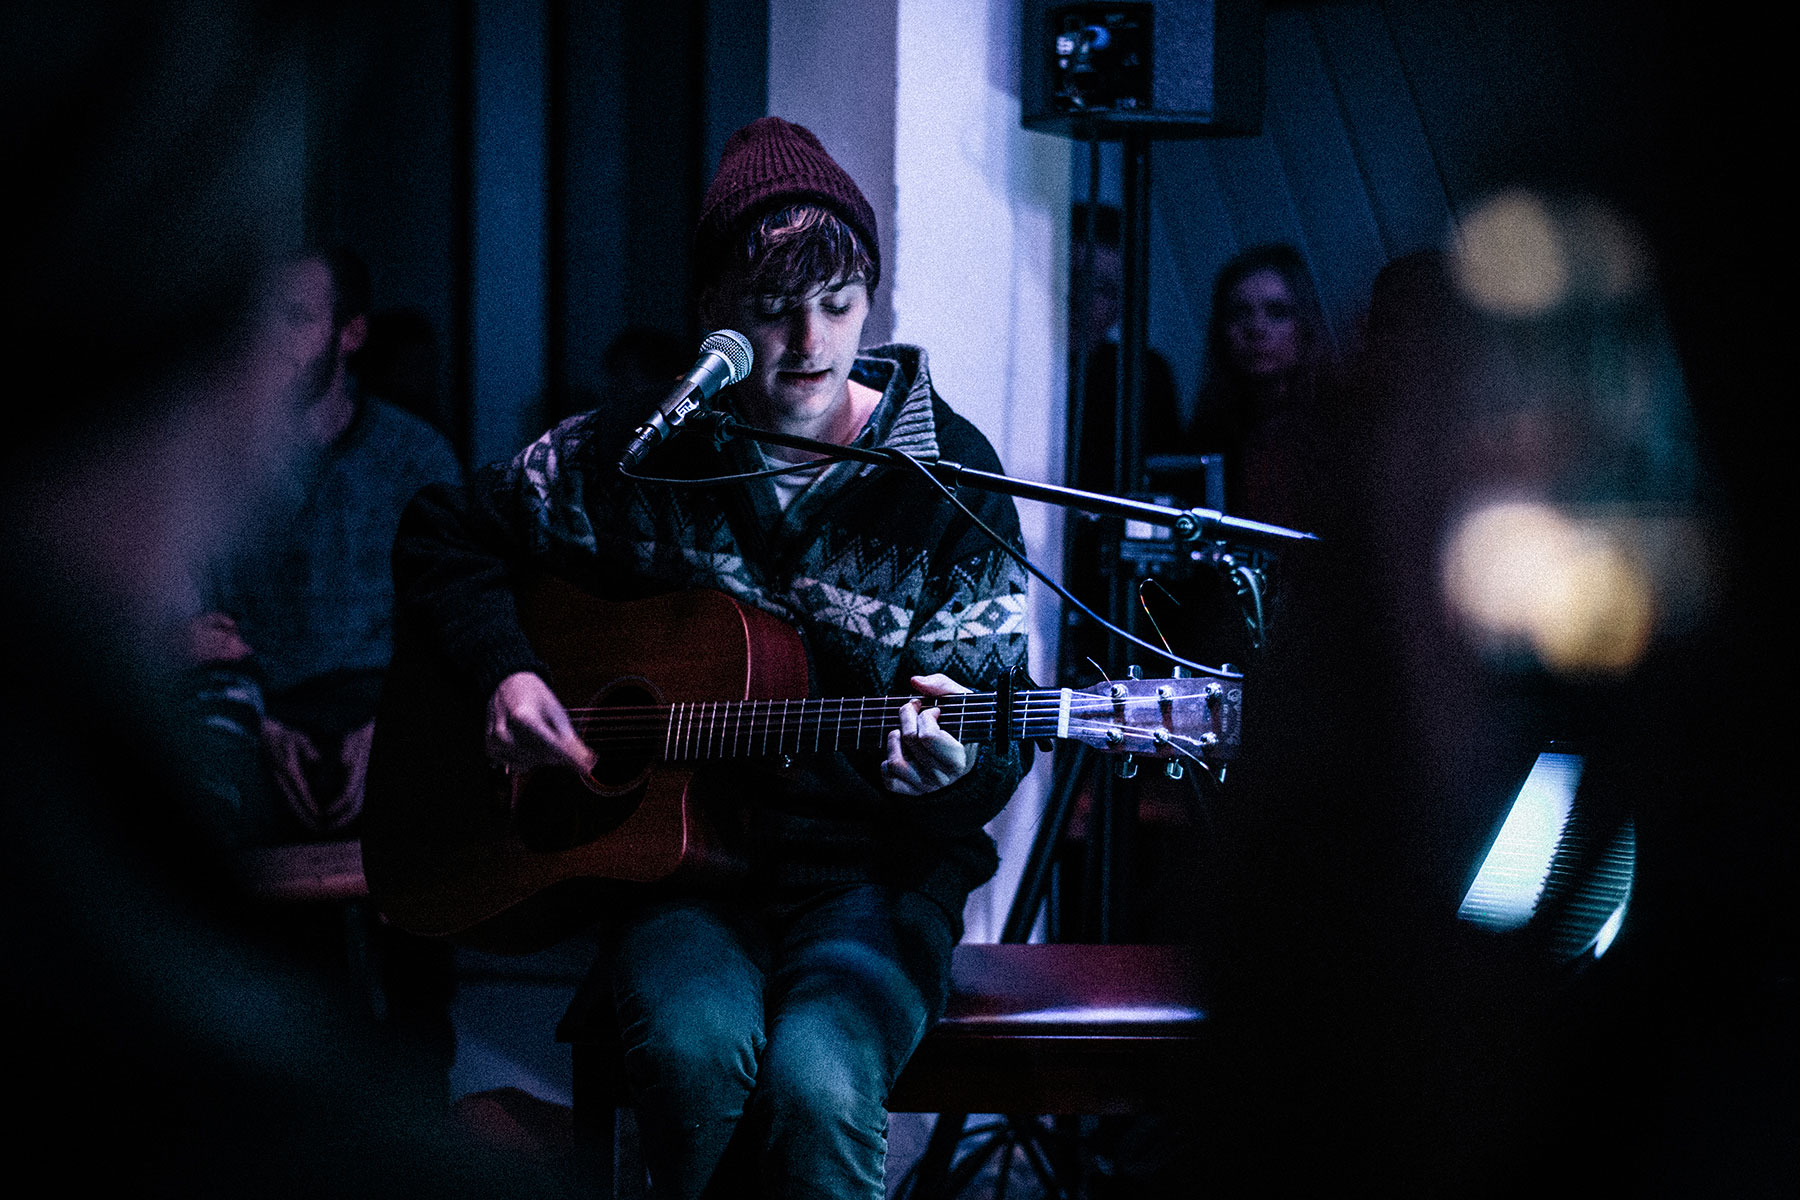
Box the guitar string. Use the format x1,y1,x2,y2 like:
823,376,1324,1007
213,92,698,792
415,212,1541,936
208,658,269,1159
562,701,1068,725
561,701,1073,721
560,694,1187,719
564,702,1077,740
558,695,1197,754
561,697,1183,726
561,697,1078,724
565,699,1071,737
563,697,1186,719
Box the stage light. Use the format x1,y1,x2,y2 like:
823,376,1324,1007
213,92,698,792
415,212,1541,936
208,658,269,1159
1457,747,1636,968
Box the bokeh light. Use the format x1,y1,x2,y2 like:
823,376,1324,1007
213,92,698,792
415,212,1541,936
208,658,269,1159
1442,499,1656,675
1451,190,1568,316
1451,190,1652,317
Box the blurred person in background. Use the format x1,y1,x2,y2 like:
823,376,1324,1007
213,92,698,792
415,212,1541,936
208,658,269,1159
193,244,463,849
1059,202,1185,686
1189,243,1341,533
1118,206,1747,1193
0,4,564,1195
1066,202,1183,497
182,243,466,1108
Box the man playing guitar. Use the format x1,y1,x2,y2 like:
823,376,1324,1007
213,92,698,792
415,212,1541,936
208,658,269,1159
392,117,1031,1198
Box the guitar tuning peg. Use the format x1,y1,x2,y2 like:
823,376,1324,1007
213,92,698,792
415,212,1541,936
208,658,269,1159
1170,665,1187,679
1116,753,1138,779
1126,664,1143,680
1165,759,1184,780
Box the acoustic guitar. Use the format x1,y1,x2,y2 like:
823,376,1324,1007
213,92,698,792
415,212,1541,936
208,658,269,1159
361,577,1242,951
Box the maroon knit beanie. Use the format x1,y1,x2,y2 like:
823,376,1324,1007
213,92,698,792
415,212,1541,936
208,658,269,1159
696,117,880,289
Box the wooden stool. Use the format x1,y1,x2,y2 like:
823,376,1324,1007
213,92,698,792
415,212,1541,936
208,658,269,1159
232,838,386,1017
233,838,369,902
556,942,1210,1198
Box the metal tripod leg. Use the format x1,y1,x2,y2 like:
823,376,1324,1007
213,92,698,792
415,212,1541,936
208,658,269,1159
1003,744,1095,944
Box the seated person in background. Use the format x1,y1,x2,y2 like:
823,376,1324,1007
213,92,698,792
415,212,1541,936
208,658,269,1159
391,116,1031,1198
195,245,464,845
1190,242,1340,532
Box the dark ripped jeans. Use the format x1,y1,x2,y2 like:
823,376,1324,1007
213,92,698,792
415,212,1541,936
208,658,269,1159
605,883,957,1200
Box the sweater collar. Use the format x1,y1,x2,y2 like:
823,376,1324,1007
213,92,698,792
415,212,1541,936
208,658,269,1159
851,343,939,462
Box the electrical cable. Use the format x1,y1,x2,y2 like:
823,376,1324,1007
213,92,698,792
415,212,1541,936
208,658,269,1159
882,444,1242,680
620,434,1243,680
619,458,824,487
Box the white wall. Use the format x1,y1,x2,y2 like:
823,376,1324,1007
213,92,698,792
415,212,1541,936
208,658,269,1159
891,0,1069,943
768,0,1071,943
767,0,899,346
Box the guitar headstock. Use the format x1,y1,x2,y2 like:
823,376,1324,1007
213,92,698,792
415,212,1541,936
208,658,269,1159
1063,675,1242,762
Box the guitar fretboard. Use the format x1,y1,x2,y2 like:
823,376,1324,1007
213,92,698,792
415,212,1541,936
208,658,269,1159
569,690,1073,761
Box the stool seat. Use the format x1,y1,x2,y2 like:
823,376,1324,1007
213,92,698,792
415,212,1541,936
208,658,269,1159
557,942,1210,1119
889,942,1210,1115
233,838,369,903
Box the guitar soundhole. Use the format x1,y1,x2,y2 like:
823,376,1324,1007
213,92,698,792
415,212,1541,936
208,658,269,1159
584,680,658,791
513,680,657,854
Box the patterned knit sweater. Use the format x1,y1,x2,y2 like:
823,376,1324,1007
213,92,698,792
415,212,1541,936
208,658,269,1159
394,345,1032,926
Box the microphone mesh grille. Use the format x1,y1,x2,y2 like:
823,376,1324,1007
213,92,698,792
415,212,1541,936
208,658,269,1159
700,329,754,384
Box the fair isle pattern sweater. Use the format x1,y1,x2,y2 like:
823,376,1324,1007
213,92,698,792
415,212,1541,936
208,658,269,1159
395,345,1032,924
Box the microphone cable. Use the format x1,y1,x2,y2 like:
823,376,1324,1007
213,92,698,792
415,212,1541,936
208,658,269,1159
622,436,1241,681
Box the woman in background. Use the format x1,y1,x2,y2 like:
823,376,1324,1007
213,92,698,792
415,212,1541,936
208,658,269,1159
1190,243,1338,532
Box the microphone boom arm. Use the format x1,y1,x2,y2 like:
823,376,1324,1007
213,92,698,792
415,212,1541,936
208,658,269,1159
696,412,1320,553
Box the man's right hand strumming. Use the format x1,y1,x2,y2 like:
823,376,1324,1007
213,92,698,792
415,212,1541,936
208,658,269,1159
486,671,598,774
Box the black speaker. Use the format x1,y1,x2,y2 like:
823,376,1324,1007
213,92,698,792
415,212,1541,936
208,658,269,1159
1021,1,1264,139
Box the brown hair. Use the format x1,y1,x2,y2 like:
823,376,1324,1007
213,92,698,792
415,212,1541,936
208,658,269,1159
700,203,875,309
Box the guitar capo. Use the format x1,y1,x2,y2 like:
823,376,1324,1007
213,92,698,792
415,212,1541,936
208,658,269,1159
993,667,1056,760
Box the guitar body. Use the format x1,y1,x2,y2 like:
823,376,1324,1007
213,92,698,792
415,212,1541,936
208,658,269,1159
362,581,810,951
366,577,1243,954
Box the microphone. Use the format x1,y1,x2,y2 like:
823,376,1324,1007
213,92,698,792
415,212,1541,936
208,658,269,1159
617,329,754,471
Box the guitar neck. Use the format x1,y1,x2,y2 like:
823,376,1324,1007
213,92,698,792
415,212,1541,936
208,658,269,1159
572,689,1073,762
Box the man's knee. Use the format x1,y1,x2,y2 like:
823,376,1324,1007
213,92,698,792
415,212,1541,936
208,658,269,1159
753,1046,892,1200
771,1069,886,1131
760,1000,896,1121
623,993,760,1102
